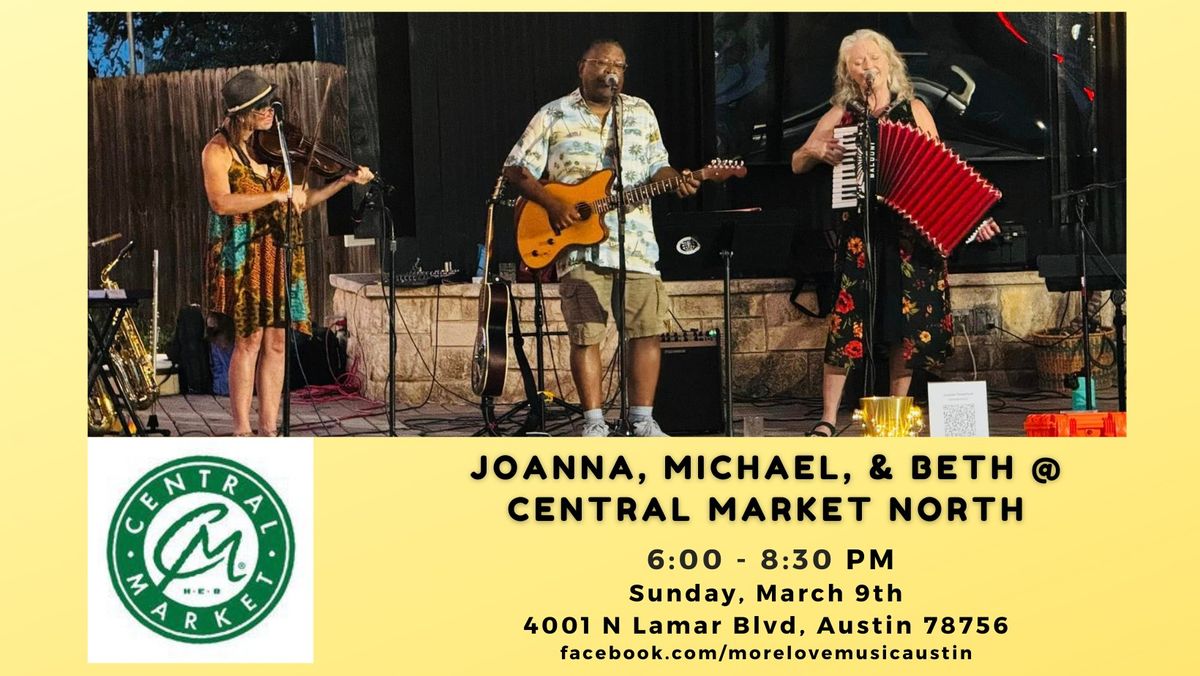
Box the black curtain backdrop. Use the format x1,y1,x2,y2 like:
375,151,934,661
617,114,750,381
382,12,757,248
357,12,1121,276
402,13,706,273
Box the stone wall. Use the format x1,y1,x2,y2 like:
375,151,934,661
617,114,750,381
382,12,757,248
330,272,1118,405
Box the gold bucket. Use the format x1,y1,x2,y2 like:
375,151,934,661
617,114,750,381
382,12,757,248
852,396,924,437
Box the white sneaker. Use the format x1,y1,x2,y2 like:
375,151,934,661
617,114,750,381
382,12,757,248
632,418,669,437
582,420,610,437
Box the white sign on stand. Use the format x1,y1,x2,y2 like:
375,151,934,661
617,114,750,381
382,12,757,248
928,380,990,437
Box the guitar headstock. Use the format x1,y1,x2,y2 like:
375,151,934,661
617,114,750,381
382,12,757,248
699,158,747,182
490,174,507,200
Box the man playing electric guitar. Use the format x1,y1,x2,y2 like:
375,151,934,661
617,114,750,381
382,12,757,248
503,38,700,437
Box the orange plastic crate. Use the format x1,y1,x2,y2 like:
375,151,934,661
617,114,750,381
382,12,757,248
1024,412,1127,437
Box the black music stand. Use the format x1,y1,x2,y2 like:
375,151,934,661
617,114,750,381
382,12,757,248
1036,253,1127,411
656,209,800,435
1044,182,1127,412
656,208,799,282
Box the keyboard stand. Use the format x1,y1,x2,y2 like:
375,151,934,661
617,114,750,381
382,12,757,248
88,292,152,436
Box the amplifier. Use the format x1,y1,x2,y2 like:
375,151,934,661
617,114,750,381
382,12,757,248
655,330,723,435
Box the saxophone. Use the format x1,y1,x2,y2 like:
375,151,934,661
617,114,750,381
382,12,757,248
89,242,158,433
88,382,120,434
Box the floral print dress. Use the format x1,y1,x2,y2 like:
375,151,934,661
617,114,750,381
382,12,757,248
823,100,953,371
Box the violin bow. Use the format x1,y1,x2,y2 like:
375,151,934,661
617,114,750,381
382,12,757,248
300,75,335,196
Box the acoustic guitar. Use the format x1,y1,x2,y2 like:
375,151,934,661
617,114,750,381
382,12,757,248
471,176,510,397
514,159,746,269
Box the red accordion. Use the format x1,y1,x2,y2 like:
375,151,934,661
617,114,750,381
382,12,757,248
873,120,1002,257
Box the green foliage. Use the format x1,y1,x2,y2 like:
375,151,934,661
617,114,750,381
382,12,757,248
88,12,315,76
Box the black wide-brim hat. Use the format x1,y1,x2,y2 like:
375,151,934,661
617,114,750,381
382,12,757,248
222,69,276,114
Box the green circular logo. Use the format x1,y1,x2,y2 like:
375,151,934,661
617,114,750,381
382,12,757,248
107,456,294,643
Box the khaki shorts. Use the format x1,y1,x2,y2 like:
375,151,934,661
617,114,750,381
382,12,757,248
559,263,670,346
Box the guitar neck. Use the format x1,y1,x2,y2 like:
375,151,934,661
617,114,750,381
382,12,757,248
483,176,505,279
593,167,709,214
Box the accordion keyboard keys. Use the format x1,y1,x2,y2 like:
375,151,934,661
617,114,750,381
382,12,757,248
831,125,860,209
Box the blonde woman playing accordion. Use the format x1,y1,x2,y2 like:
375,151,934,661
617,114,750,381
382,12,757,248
791,29,1000,437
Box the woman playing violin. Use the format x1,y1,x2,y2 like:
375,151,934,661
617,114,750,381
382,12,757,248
201,69,374,436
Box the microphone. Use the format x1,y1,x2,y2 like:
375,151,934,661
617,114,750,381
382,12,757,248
271,99,285,120
864,68,878,87
604,73,620,89
89,233,122,248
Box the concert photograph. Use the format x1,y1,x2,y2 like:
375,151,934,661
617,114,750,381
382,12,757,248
86,11,1126,438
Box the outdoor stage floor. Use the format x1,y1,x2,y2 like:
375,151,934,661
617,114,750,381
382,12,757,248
142,387,1121,438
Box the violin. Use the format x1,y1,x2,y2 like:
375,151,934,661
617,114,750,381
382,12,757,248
252,120,382,184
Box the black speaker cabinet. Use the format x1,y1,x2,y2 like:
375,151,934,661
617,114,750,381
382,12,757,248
654,332,723,435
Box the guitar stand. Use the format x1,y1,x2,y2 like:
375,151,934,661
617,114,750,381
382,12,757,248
526,272,585,432
475,287,542,436
474,274,583,436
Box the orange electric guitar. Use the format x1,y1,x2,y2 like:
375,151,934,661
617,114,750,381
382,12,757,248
514,159,746,269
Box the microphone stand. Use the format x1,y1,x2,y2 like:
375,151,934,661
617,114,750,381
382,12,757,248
274,113,297,437
380,183,399,436
356,181,398,435
1113,288,1126,412
857,77,877,398
609,87,632,436
1073,195,1094,410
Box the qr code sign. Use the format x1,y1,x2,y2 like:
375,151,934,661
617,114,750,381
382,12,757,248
928,382,989,437
941,403,977,437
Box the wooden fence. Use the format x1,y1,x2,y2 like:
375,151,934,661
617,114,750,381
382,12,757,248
88,62,377,346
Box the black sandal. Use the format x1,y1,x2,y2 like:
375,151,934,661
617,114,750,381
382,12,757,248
805,421,836,437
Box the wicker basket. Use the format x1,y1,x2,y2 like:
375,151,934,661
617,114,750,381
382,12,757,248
1028,327,1116,394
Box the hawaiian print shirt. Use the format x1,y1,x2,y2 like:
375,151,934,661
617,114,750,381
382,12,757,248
505,88,672,276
